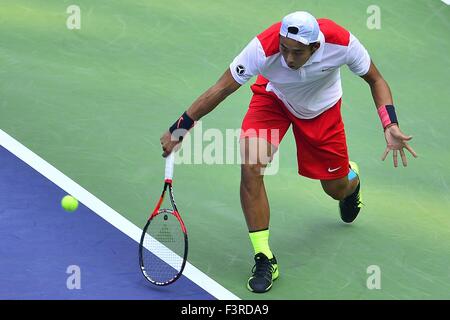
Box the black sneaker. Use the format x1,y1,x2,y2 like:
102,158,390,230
247,253,279,293
339,161,363,223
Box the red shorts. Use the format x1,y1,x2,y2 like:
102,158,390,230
240,83,350,180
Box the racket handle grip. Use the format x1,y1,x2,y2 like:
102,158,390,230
165,152,175,180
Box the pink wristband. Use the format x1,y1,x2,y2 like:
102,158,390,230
377,105,398,129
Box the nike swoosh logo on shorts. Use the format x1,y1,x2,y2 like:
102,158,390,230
328,167,341,172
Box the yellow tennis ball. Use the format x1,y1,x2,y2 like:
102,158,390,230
61,195,79,212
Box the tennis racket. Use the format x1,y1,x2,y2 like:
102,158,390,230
139,152,188,286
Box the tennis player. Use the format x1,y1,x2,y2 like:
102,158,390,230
160,11,417,293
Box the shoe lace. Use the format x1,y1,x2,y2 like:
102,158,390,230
344,185,363,208
251,257,274,279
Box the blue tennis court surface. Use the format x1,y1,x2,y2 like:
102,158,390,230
0,146,214,299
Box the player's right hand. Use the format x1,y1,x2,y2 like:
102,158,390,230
381,124,417,167
160,131,180,157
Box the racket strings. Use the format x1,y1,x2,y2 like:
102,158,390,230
141,210,186,284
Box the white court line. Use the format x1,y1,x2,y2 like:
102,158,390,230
442,0,450,5
0,129,240,300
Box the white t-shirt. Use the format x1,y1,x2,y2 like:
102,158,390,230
229,19,371,119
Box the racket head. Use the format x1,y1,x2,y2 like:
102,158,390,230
139,208,188,286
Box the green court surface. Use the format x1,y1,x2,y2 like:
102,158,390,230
1,0,449,299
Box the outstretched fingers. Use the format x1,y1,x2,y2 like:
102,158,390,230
405,143,418,158
381,147,390,161
400,149,408,167
393,149,398,167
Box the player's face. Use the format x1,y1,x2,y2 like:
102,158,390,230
279,36,316,70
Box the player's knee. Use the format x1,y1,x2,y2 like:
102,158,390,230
240,137,275,167
241,163,265,180
241,164,265,196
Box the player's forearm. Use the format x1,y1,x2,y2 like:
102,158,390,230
367,77,399,130
361,61,393,109
368,77,393,109
186,85,231,121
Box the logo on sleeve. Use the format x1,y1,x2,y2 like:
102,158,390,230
236,65,246,76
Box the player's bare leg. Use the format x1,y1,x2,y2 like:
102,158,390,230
321,175,359,201
321,161,363,223
240,137,279,293
240,137,275,231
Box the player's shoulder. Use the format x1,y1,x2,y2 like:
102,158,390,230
317,18,350,46
256,22,282,57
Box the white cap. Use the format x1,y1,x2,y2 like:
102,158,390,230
279,11,320,45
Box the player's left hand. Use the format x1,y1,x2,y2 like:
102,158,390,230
381,124,418,167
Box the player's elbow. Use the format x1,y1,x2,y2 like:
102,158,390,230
214,69,241,97
361,61,385,86
364,74,385,87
